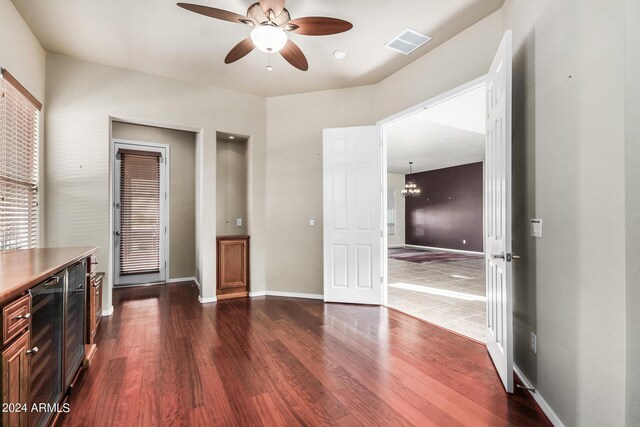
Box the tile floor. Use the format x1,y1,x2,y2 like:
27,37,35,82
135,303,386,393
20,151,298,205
387,250,487,342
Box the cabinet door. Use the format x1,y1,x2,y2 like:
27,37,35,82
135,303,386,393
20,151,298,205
2,332,29,427
95,276,103,327
88,275,97,343
218,240,248,291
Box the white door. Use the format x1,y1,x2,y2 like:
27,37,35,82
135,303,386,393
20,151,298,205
323,126,382,304
114,141,168,286
485,30,514,393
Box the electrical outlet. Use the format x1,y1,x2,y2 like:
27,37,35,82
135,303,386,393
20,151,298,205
530,332,537,354
309,217,316,227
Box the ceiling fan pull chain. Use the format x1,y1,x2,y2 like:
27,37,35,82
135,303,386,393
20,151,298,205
267,53,273,72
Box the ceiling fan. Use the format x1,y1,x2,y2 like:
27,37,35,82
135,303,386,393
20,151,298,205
177,1,353,71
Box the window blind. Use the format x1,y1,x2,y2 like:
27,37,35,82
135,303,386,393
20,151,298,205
0,70,40,250
119,151,161,275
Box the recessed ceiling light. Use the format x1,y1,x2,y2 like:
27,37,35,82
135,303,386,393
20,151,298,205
333,50,348,60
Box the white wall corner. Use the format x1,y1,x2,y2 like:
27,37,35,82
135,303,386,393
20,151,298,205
513,365,565,427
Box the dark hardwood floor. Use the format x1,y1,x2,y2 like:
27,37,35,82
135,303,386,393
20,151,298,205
61,283,551,426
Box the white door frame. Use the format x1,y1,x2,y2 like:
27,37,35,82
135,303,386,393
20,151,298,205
112,138,170,286
377,76,487,307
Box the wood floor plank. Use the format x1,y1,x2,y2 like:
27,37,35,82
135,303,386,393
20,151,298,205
60,284,551,427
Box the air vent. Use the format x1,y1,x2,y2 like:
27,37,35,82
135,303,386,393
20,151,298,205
385,28,432,55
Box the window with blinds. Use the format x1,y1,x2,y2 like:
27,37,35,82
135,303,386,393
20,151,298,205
119,151,161,275
0,69,41,251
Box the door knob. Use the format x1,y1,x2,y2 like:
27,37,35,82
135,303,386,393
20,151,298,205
491,253,505,260
26,346,39,354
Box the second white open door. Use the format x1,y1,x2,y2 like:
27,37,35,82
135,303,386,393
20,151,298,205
323,126,382,305
485,30,514,393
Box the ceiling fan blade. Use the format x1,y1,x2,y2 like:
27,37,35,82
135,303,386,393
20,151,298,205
177,3,247,24
259,0,285,17
225,38,255,64
280,39,308,71
287,17,353,36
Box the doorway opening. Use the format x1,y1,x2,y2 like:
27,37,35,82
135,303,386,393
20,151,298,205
112,122,197,288
384,81,486,341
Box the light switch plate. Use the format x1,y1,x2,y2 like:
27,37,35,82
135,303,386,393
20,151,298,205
236,218,242,227
309,217,316,227
530,219,543,238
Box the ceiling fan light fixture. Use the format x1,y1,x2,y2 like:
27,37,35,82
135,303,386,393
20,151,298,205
251,25,288,53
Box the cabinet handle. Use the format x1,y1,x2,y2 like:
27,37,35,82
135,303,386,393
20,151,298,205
13,313,30,320
26,346,39,354
44,277,60,287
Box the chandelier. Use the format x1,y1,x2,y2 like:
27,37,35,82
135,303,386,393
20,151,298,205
401,162,421,198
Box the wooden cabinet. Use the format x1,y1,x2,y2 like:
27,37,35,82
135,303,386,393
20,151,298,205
216,235,250,299
95,273,103,329
87,273,104,345
1,331,29,427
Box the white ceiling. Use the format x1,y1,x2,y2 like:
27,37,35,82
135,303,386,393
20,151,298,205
11,0,504,97
387,85,485,174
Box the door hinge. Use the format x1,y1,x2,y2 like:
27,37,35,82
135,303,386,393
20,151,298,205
380,230,384,238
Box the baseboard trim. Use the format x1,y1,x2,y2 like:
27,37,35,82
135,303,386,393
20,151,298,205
198,295,217,304
387,244,404,249
513,365,564,427
250,291,323,300
102,306,114,316
193,277,201,290
404,244,484,256
167,277,197,284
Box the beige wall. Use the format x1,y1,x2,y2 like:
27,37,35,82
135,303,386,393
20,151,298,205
503,1,627,425
625,0,640,424
265,86,377,295
112,122,196,280
44,54,267,311
387,174,406,247
216,138,248,235
0,0,45,102
0,0,46,245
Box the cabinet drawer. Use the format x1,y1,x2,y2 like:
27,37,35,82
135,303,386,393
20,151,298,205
2,294,31,346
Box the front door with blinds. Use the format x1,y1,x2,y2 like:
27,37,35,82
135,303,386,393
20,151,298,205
114,141,167,286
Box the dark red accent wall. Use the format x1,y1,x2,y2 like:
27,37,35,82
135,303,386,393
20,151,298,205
405,162,483,252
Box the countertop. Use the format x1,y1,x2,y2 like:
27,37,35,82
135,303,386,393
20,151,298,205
0,247,98,306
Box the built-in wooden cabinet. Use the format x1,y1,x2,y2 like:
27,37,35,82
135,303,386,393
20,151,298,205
1,328,29,427
217,235,250,299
